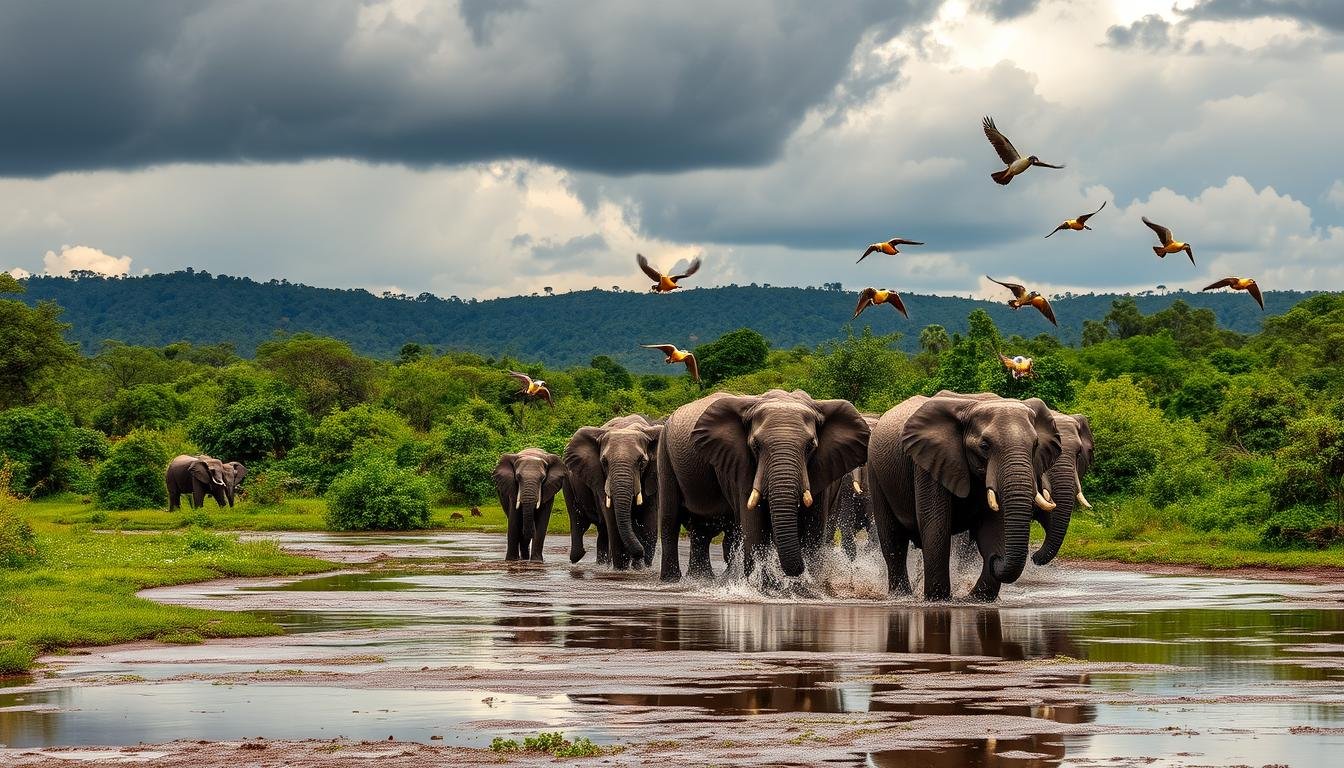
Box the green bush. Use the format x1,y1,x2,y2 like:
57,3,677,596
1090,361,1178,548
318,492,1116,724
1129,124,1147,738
1262,505,1339,548
93,383,189,436
183,527,230,552
0,643,37,675
95,430,170,510
190,391,307,464
243,470,295,506
324,458,431,531
0,405,81,496
1,479,39,568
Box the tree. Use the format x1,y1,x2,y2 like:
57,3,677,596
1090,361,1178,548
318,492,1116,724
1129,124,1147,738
256,334,377,416
93,383,189,436
94,341,182,390
325,458,431,531
1081,319,1110,347
694,328,769,386
815,327,902,406
0,406,82,495
1271,415,1344,521
0,278,78,408
397,342,430,365
588,355,633,393
190,392,307,463
1105,298,1146,339
95,430,169,510
918,325,951,355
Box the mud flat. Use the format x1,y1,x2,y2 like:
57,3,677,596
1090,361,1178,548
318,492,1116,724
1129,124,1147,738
4,532,1344,766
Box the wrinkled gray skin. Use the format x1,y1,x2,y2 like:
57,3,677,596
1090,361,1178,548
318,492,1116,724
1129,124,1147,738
166,454,228,511
934,393,1094,567
563,415,663,569
561,474,609,566
868,393,1061,601
222,461,247,507
822,414,880,560
658,389,869,582
493,448,566,562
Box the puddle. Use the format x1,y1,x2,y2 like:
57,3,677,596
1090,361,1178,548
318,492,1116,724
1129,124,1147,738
3,531,1343,766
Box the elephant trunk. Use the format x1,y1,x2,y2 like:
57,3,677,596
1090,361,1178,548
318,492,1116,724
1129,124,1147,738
518,480,540,540
1032,459,1078,566
989,452,1036,584
764,447,806,578
608,467,644,560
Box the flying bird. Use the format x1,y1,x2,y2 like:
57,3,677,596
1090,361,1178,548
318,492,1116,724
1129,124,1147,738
1142,217,1195,265
637,253,701,292
1045,201,1106,238
508,371,554,407
1202,277,1264,310
641,344,700,384
982,116,1065,185
986,276,1058,326
852,287,909,320
999,353,1036,380
857,237,924,263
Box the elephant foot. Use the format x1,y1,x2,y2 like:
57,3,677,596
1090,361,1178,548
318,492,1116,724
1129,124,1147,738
529,554,544,563
787,581,822,600
570,548,585,564
967,579,1001,602
660,568,682,584
687,562,715,580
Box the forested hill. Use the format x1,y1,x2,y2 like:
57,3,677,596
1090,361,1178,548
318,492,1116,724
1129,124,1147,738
18,271,1317,370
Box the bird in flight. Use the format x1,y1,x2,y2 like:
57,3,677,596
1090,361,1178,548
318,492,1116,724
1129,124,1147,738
999,353,1036,380
987,276,1058,326
982,116,1065,185
637,253,701,292
1142,217,1195,265
857,237,924,263
1202,277,1264,310
641,344,700,384
852,287,909,320
508,372,554,406
1045,201,1106,238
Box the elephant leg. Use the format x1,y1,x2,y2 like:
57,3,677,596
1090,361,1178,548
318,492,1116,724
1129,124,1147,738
529,501,551,562
688,528,714,579
192,486,205,510
721,524,741,564
870,480,911,595
636,504,657,568
739,503,766,579
168,486,180,512
800,508,826,570
968,522,1004,601
569,514,589,564
595,519,611,565
914,472,953,602
657,448,683,583
504,503,521,561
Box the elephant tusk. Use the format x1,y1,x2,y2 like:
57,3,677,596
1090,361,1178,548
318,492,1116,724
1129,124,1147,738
1076,490,1092,509
746,488,761,510
604,495,612,509
986,488,999,512
516,490,523,508
636,492,643,506
1035,491,1056,512
852,479,862,494
802,489,813,507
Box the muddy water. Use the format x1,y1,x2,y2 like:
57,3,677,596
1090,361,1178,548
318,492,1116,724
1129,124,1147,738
4,532,1344,766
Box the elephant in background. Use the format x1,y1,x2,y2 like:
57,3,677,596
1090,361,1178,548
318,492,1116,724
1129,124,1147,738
493,448,567,561
166,454,229,511
563,415,663,569
658,389,869,582
868,393,1061,601
822,413,880,560
222,461,247,507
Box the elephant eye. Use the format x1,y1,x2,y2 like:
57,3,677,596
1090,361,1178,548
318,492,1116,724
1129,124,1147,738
979,438,991,452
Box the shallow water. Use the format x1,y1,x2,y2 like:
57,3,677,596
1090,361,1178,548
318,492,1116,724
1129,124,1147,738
4,532,1344,766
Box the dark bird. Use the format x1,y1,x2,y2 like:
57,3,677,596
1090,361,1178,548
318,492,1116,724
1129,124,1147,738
641,343,700,384
507,371,554,406
852,287,909,320
987,276,1058,326
858,237,924,263
1142,217,1195,265
1202,277,1263,310
637,253,701,292
1045,201,1106,238
982,116,1065,185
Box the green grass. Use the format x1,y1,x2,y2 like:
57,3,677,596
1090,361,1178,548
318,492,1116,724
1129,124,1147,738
1060,515,1344,570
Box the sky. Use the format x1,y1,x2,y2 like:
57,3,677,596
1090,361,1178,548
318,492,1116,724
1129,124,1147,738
2,0,1342,300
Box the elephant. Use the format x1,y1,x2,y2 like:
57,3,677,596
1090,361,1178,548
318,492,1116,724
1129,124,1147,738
493,448,566,561
658,389,869,582
563,415,663,569
867,393,1061,601
222,461,247,507
822,413,880,560
166,454,229,511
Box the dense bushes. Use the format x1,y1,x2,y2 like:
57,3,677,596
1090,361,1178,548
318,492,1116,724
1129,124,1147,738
1,464,38,568
324,458,431,531
0,406,92,496
95,431,170,510
190,391,307,464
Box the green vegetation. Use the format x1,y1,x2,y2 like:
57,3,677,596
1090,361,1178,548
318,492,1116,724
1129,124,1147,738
490,732,612,758
324,458,432,531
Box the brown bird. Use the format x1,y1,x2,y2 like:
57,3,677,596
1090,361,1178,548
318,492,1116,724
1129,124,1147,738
857,237,924,263
507,371,554,406
637,253,701,292
1045,201,1106,238
982,116,1065,185
852,287,909,320
987,276,1057,326
1202,277,1264,310
641,343,700,383
1142,217,1195,265
999,353,1036,379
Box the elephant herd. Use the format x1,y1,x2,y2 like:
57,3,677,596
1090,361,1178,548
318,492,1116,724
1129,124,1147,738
494,388,1093,602
165,454,247,511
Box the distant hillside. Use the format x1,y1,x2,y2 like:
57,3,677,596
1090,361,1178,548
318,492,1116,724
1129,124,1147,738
17,271,1318,371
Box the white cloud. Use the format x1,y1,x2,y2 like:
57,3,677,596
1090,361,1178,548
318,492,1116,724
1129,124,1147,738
41,244,132,276
6,266,31,279
1328,180,1344,209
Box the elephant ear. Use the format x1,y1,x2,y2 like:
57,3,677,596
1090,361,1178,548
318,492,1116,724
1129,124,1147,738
639,424,664,490
1071,414,1094,476
901,398,972,498
1024,398,1062,475
691,395,758,481
541,452,567,499
563,427,605,492
808,399,871,494
492,453,519,505
189,459,210,484
229,462,247,483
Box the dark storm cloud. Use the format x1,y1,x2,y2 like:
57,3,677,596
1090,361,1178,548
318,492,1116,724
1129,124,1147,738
970,0,1040,22
1182,0,1344,31
0,0,936,178
1106,14,1175,49
529,233,608,262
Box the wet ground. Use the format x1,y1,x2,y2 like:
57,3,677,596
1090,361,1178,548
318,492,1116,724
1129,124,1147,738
3,532,1344,766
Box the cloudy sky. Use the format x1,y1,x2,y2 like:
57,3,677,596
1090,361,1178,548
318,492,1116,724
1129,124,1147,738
2,0,1341,300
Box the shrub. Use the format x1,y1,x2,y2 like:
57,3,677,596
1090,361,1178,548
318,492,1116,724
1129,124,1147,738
1262,505,1338,548
93,383,189,436
183,527,230,552
1,463,39,568
95,430,170,510
190,392,307,464
324,458,431,531
0,405,80,496
243,470,295,506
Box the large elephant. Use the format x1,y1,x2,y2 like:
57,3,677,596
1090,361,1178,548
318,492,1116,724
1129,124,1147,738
493,448,566,561
222,461,247,507
658,389,869,582
563,415,663,569
166,454,229,511
822,414,880,561
868,393,1060,601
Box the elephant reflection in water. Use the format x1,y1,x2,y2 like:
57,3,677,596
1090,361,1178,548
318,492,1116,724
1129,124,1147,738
867,733,1067,768
571,665,848,715
493,601,558,646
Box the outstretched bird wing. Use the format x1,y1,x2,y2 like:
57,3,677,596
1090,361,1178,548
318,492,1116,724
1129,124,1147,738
1142,217,1174,245
641,343,678,356
885,289,909,319
986,275,1027,300
998,353,1015,368
1202,277,1238,291
671,257,701,281
1044,224,1066,238
1035,297,1058,326
852,287,878,318
1030,159,1065,169
857,244,881,263
636,253,663,282
1245,281,1264,310
982,116,1021,164
683,352,700,384
888,238,924,247
1184,246,1195,266
507,371,533,386
1076,200,1106,225
537,385,554,407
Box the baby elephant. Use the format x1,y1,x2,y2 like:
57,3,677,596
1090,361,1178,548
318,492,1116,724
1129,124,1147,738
493,448,566,561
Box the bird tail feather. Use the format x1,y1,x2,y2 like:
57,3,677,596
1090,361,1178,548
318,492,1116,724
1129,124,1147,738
991,169,1013,185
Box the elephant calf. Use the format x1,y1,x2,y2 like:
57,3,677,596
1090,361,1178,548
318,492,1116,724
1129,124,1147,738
821,413,879,560
563,415,662,569
493,448,566,561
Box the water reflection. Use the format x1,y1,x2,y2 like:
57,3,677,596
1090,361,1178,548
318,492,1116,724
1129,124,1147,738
866,735,1066,767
